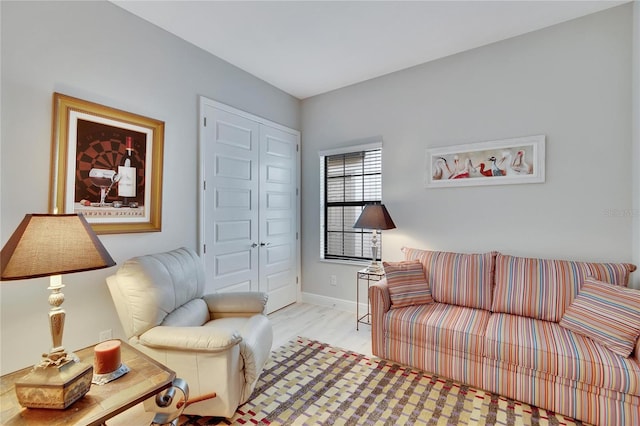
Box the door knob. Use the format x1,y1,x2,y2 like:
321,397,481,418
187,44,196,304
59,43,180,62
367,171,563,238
260,242,271,247
251,243,258,248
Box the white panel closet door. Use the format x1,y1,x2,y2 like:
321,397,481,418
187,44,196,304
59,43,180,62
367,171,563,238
202,105,260,293
259,125,298,312
200,98,299,313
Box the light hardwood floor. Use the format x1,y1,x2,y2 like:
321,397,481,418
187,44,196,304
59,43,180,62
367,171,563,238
269,302,373,356
109,303,371,425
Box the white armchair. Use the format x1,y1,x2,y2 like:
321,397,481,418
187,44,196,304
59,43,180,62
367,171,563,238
106,247,273,418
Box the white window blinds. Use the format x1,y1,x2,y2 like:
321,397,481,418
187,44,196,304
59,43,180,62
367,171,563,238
322,147,382,261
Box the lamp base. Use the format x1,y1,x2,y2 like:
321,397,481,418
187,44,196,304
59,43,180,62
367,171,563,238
14,360,93,409
365,261,383,274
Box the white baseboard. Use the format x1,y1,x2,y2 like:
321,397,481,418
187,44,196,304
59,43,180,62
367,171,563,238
300,292,367,314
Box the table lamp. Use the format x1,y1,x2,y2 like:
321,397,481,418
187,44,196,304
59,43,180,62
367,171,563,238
0,213,116,409
353,204,396,273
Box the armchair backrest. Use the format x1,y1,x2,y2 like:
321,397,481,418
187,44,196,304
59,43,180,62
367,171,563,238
106,247,207,338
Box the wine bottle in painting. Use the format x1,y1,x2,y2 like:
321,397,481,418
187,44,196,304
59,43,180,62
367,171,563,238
118,136,137,205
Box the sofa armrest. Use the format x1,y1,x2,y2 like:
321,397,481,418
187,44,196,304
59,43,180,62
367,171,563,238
140,325,242,352
369,279,391,313
203,292,268,318
369,279,391,357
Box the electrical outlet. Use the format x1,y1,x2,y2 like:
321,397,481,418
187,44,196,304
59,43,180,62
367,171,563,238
330,275,337,286
99,329,112,342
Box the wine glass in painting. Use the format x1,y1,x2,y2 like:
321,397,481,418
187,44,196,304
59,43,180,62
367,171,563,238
89,169,120,206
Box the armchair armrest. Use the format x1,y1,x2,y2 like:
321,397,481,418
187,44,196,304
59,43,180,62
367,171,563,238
140,326,242,352
203,292,268,318
369,279,391,358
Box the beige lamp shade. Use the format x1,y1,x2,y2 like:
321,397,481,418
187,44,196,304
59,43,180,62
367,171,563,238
0,213,116,409
1,213,115,280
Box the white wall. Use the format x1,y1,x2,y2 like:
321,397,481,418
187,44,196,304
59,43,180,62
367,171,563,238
0,1,299,374
300,4,635,305
1,1,636,375
633,1,640,287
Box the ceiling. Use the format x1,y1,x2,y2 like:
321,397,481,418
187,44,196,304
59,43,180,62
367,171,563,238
112,1,627,100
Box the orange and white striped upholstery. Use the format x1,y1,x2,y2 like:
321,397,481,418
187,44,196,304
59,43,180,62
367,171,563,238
483,357,640,426
369,250,640,426
383,260,433,308
402,247,496,311
559,277,640,357
485,313,640,395
384,303,490,356
491,253,634,321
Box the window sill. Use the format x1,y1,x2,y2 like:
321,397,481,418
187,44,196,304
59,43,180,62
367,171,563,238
319,258,371,267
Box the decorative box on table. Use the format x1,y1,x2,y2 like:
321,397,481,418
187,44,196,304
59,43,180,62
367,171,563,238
14,360,93,409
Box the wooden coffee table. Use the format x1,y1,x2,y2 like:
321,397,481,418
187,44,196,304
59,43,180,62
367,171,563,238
1,340,179,425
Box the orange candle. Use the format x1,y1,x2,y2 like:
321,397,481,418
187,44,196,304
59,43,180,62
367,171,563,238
94,340,121,374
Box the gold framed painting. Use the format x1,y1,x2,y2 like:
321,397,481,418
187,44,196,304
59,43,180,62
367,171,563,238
50,93,164,234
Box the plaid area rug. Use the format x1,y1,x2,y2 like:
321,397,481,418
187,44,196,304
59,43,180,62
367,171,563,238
179,337,584,425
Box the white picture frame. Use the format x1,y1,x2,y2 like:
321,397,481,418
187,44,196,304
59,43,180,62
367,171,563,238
425,135,545,188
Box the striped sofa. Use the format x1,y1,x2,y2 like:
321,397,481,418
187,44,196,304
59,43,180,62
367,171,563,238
369,248,640,425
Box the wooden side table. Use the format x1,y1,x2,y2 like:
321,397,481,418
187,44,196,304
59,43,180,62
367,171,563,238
1,340,184,426
356,268,385,330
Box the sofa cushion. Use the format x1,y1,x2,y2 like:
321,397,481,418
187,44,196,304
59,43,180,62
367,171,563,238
559,277,640,358
383,260,433,308
403,247,496,310
383,302,491,357
491,254,634,322
484,313,640,396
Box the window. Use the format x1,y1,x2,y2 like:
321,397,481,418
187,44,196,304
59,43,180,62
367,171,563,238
320,143,382,261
